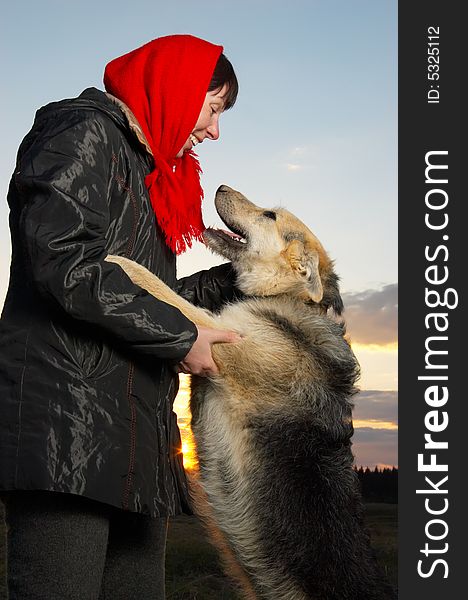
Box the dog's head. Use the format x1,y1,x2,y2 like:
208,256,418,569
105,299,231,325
203,185,343,314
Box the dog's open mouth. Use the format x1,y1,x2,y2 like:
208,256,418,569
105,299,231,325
205,227,247,246
203,186,251,259
203,221,248,260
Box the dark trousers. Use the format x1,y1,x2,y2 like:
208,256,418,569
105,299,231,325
1,491,167,600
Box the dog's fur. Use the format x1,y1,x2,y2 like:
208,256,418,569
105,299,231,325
106,185,395,600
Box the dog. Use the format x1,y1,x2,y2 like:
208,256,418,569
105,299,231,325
106,185,395,600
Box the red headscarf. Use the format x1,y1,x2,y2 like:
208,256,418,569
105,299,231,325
104,35,223,254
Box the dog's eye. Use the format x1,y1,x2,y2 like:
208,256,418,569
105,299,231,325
263,211,277,221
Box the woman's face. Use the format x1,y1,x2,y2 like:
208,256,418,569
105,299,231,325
176,84,229,158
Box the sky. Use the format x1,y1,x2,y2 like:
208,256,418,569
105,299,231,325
0,0,397,468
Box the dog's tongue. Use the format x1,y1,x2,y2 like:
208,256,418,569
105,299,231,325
207,227,243,240
219,229,241,240
202,227,245,246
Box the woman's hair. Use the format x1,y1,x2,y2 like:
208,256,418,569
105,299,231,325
208,53,238,110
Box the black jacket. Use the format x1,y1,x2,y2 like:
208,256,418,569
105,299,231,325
0,87,237,517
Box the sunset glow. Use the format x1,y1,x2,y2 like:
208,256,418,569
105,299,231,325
351,342,398,353
178,419,198,471
174,375,197,470
353,419,397,431
351,343,398,391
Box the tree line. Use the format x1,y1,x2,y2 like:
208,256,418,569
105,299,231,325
354,466,398,503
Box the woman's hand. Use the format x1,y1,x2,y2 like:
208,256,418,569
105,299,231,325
176,326,241,377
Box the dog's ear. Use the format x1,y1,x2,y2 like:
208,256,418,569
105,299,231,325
284,240,323,302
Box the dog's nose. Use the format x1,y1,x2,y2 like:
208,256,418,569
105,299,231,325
217,185,233,194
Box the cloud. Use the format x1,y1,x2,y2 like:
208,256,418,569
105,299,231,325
352,427,398,468
282,145,315,172
290,146,308,157
352,390,398,425
342,284,397,345
350,390,398,468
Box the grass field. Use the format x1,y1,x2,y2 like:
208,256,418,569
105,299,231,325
363,503,398,586
165,503,397,599
0,501,396,599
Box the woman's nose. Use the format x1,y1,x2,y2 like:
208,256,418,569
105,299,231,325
206,117,220,140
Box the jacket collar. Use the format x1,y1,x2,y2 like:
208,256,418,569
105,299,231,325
105,93,153,157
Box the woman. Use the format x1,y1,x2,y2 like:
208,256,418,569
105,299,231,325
0,35,240,599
